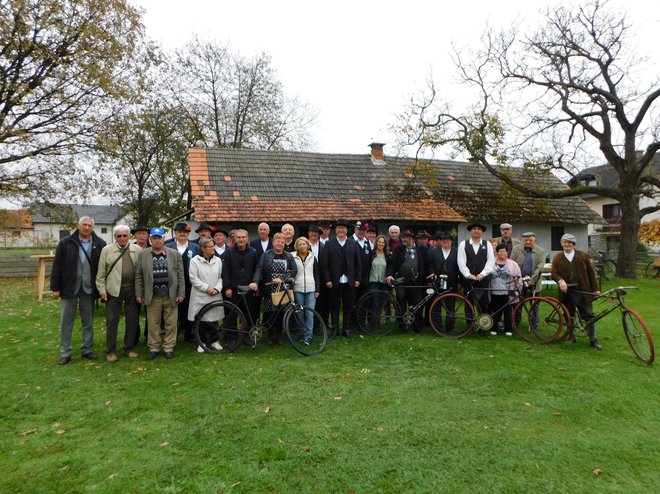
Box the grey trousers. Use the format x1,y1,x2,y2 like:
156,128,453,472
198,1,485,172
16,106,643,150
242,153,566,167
60,291,94,358
105,286,139,354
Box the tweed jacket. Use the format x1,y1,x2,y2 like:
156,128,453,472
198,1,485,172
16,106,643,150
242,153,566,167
135,246,185,306
95,242,141,297
511,243,546,285
551,249,600,302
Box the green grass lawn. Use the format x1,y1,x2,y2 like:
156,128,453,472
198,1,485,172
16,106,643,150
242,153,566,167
1,277,658,493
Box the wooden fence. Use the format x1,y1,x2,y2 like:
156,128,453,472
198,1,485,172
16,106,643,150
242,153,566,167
0,253,52,278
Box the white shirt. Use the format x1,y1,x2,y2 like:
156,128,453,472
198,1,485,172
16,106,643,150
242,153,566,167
175,241,188,255
337,237,348,283
563,250,576,262
457,238,495,278
261,239,269,252
310,241,320,258
442,248,452,260
215,244,226,256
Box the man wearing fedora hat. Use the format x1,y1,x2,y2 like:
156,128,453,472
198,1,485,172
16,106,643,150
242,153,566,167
551,233,601,349
353,221,372,309
457,221,495,316
426,230,460,331
194,222,215,244
213,228,229,258
131,225,150,249
320,219,362,338
165,223,200,342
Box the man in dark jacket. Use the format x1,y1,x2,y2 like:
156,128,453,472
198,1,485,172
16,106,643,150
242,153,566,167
223,229,260,346
320,219,362,338
51,216,107,365
426,230,459,332
165,223,200,342
387,230,427,332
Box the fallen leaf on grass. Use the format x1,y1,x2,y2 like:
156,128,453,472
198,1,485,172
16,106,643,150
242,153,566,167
264,406,271,413
277,438,283,443
592,468,603,476
359,335,365,339
231,482,241,487
334,396,342,401
160,442,169,447
108,473,118,479
19,428,37,436
376,426,383,432
523,402,531,406
303,445,311,452
52,422,61,427
106,401,112,406
553,423,567,430
171,382,180,386
552,412,561,416
54,429,65,435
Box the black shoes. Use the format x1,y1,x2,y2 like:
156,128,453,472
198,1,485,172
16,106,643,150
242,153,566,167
148,351,159,360
164,351,174,359
58,356,71,365
82,352,98,360
590,340,602,350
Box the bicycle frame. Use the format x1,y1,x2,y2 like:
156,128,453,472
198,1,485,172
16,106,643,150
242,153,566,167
560,286,632,335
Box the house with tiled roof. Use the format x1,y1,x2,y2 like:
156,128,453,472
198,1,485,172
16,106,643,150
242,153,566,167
30,203,126,245
568,156,660,250
187,144,604,254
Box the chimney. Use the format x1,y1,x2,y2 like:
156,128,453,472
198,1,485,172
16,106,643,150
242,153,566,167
369,142,385,164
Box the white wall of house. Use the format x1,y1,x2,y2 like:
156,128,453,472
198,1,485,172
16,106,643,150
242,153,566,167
582,195,660,235
33,219,127,246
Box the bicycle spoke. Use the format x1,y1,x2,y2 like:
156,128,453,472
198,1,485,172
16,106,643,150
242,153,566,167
622,309,655,364
284,305,328,356
429,293,474,338
354,291,398,336
513,297,563,343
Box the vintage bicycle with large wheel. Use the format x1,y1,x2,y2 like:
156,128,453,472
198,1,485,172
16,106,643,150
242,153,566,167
428,276,568,341
353,275,448,336
549,286,654,364
193,276,328,356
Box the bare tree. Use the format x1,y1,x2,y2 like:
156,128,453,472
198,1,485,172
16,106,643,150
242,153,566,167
0,0,144,201
395,0,660,278
166,36,316,150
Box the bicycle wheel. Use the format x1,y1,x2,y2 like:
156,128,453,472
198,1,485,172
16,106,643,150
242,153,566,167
284,305,328,356
602,260,616,280
429,293,474,338
622,309,655,364
513,296,564,343
194,300,246,354
354,291,400,336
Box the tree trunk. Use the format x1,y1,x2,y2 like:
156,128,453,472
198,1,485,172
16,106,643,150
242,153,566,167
616,194,641,279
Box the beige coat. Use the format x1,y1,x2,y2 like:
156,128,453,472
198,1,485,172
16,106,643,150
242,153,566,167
96,242,141,297
511,243,546,285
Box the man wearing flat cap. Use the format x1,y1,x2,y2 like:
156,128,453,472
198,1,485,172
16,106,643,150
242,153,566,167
551,233,601,349
165,223,200,342
511,232,547,327
493,223,522,258
457,221,495,315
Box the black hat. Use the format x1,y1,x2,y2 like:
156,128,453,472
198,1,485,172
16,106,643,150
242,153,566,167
434,230,452,240
416,230,431,239
173,222,192,232
131,225,150,235
466,221,487,232
308,224,321,233
213,228,229,237
367,225,378,233
195,222,214,234
335,219,351,227
401,229,415,238
318,221,332,228
354,220,368,230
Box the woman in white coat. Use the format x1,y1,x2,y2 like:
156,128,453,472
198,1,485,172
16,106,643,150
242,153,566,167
188,238,224,352
292,236,320,345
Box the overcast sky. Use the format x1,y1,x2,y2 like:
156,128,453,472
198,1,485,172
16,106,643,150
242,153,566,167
134,0,659,156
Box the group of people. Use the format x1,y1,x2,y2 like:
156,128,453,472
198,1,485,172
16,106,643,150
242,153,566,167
51,216,601,365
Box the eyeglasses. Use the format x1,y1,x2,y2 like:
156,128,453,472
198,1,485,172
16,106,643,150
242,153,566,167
115,234,129,238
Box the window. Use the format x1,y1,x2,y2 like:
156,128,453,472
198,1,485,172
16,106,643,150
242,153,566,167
602,203,622,222
551,226,565,250
101,227,108,233
579,176,597,186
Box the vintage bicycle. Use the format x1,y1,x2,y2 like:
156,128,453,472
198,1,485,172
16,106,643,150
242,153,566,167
353,275,448,336
193,276,328,356
549,285,654,364
428,276,567,341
